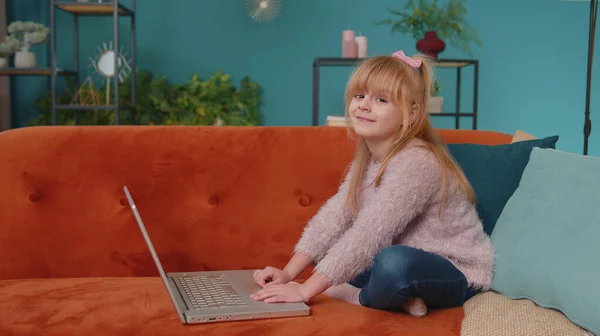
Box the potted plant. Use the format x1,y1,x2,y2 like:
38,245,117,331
0,36,20,68
376,0,482,58
29,68,263,127
7,21,49,68
428,80,443,113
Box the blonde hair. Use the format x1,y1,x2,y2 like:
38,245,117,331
342,53,476,215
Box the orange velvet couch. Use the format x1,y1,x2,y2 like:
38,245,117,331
0,126,512,336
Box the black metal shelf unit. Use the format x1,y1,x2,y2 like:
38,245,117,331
582,0,597,155
49,0,136,125
0,68,76,76
312,57,479,129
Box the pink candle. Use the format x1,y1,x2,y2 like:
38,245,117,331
342,29,357,58
342,29,355,41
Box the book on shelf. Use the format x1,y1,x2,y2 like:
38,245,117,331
325,115,348,127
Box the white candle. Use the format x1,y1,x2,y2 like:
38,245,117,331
355,35,367,58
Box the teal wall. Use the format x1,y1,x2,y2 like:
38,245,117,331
7,0,599,156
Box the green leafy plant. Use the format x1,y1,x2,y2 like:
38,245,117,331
431,80,440,96
155,70,261,126
0,36,20,58
29,68,262,126
6,21,49,52
376,0,482,57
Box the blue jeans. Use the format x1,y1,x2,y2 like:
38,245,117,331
347,245,479,311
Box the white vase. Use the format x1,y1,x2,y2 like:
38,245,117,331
428,96,444,114
0,57,7,68
213,116,225,126
15,51,36,68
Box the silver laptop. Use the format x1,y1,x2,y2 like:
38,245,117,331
123,186,310,324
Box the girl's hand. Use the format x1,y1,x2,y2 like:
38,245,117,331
253,266,292,287
250,282,309,303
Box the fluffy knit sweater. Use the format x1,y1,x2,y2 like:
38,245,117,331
294,141,495,290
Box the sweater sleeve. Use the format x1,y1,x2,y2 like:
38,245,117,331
314,148,443,285
293,165,354,262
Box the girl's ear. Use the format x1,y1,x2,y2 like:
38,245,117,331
406,103,419,126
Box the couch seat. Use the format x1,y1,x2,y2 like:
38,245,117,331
0,277,463,335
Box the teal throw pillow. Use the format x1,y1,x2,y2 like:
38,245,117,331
447,135,558,235
491,147,600,335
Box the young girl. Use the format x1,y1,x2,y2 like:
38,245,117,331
250,50,494,317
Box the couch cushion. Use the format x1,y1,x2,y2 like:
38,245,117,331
491,148,600,335
461,292,593,336
0,126,513,281
511,130,537,143
447,135,559,235
0,277,464,335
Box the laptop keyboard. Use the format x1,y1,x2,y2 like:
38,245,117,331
179,274,248,310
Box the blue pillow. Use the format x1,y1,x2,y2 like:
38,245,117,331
447,136,558,235
491,147,600,335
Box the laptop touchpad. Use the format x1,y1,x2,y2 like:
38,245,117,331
243,282,262,295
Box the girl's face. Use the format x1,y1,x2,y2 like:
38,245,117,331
348,91,404,140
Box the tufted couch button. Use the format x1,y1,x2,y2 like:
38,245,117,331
208,195,219,206
299,195,311,207
28,192,41,203
120,196,129,206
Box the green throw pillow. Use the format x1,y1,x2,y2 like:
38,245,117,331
447,135,558,235
491,147,600,335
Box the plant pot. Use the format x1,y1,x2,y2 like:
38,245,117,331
15,51,36,68
428,96,444,114
416,32,446,59
0,57,7,68
213,116,225,126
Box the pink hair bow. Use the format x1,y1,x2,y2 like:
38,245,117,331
392,50,422,68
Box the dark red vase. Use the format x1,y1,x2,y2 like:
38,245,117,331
416,31,446,59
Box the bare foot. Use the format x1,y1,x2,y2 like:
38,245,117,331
402,297,428,317
322,283,361,306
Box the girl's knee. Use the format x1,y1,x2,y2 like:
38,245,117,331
375,245,420,260
372,245,421,279
373,245,448,282
374,245,422,265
